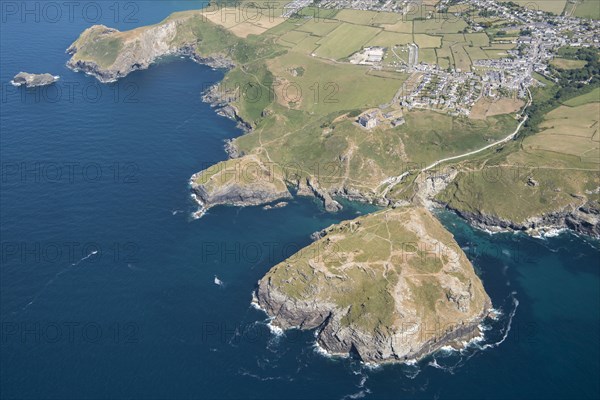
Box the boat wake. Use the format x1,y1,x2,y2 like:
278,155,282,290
15,250,99,315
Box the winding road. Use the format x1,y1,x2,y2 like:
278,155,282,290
379,89,533,198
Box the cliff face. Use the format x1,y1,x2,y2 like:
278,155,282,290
255,207,491,364
66,23,175,82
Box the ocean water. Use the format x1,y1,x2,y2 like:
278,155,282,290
1,2,599,399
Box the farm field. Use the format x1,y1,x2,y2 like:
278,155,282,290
563,87,600,107
314,23,381,60
465,33,490,47
414,33,442,48
295,19,341,36
265,51,403,115
413,15,468,34
464,45,490,61
451,45,472,71
381,20,414,33
367,31,414,48
551,58,587,69
572,0,600,19
259,8,496,73
523,102,600,163
333,9,379,24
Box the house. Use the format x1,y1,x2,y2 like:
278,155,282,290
358,114,377,129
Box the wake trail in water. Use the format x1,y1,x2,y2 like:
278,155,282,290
14,250,99,315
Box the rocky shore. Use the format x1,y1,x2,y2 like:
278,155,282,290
11,72,59,87
443,200,600,238
202,83,251,133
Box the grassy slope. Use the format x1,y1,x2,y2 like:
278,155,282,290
438,88,599,223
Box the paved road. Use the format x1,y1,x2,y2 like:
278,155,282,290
421,114,528,172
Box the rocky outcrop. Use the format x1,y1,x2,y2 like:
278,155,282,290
192,181,291,209
11,72,59,87
297,177,342,212
189,155,292,213
255,207,492,364
202,84,251,133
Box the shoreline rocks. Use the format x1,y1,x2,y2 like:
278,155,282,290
443,201,600,239
11,72,59,88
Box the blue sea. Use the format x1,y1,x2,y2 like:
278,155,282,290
1,2,598,399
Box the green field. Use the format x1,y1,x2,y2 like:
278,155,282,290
414,34,442,48
266,50,402,115
551,57,588,70
563,87,600,107
465,45,490,61
397,111,518,165
371,11,403,24
295,18,341,36
413,15,468,34
333,9,379,24
366,31,414,48
451,45,472,71
380,20,413,33
420,48,438,64
315,23,381,59
572,0,600,19
465,32,490,47
278,30,309,46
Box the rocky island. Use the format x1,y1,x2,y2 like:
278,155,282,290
11,72,59,87
65,2,599,364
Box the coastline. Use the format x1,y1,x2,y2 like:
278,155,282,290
63,12,598,372
442,202,600,240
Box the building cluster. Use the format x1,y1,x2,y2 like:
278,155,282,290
398,70,483,116
295,0,599,118
349,47,385,65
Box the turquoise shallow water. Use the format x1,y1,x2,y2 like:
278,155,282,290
1,2,599,399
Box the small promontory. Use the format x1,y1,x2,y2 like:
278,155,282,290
255,206,491,364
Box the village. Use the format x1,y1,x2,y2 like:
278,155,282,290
309,0,600,126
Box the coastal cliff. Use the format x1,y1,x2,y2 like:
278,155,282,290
255,207,492,364
446,201,600,238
